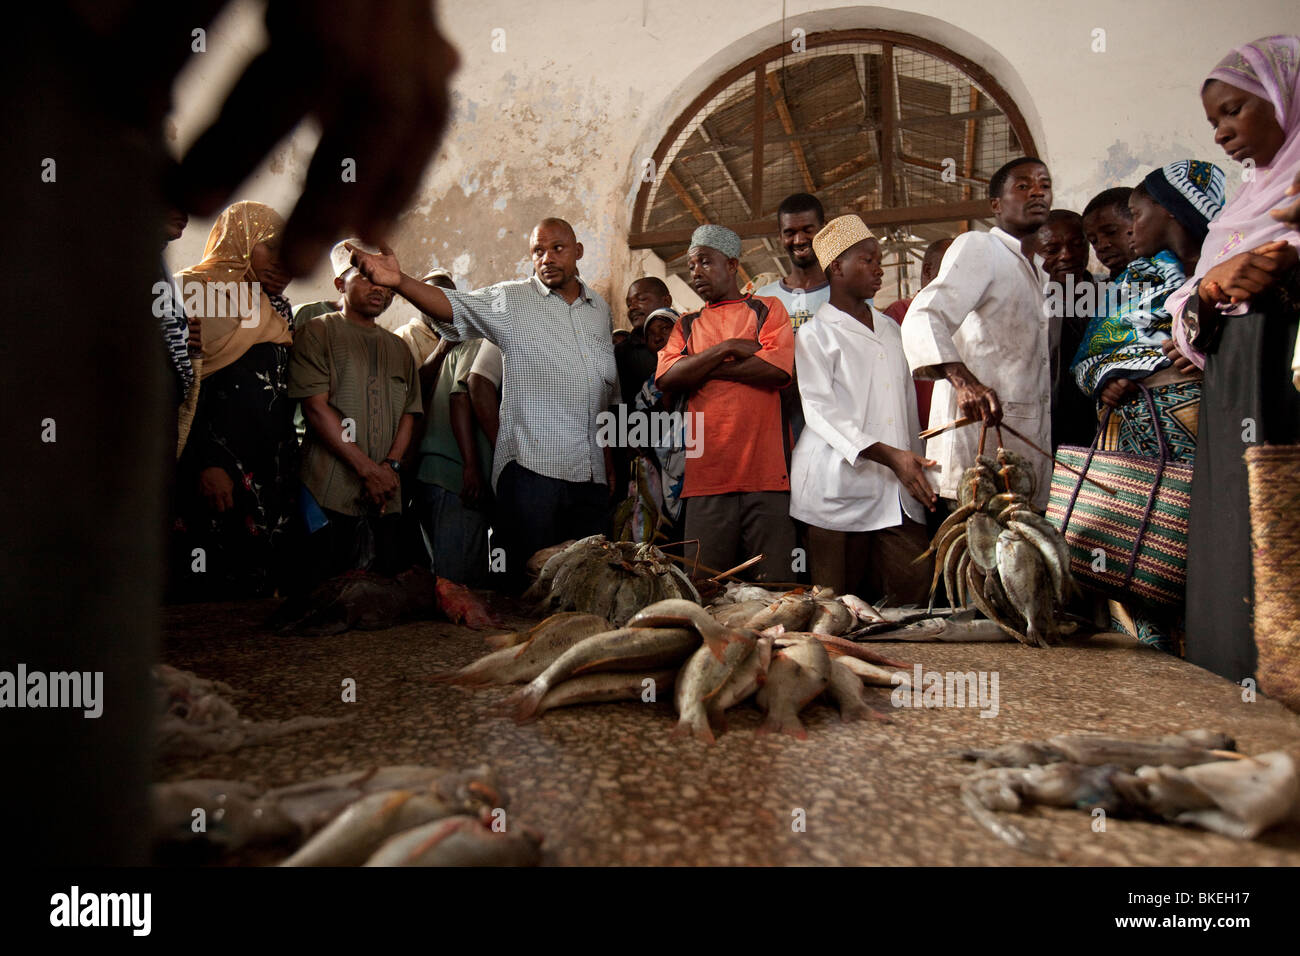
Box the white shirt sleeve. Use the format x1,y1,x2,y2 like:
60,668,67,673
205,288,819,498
901,232,993,378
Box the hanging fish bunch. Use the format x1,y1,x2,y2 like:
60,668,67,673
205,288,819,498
919,449,1075,648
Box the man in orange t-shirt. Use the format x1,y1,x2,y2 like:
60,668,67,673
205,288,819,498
656,225,797,582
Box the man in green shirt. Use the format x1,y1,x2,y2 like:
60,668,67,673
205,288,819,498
415,336,500,586
288,241,423,585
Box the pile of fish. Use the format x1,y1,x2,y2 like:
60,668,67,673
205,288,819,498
270,567,502,636
155,665,347,758
958,730,1300,853
920,449,1075,647
711,582,1011,642
524,535,701,626
152,764,542,866
437,600,915,741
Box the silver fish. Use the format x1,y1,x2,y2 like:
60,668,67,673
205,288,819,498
839,594,885,624
864,612,1012,642
708,635,775,718
281,788,479,866
434,613,612,686
756,638,830,739
627,599,730,644
824,658,892,723
535,669,677,716
809,600,855,635
1006,514,1075,602
749,594,816,631
995,529,1056,648
363,816,542,867
506,627,701,722
673,633,756,743
965,512,1001,575
707,600,770,629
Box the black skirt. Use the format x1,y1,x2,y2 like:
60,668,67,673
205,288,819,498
1184,268,1300,681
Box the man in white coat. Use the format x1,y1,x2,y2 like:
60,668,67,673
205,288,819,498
902,157,1054,508
790,215,938,603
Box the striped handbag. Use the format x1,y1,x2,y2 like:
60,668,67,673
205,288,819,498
1045,386,1193,608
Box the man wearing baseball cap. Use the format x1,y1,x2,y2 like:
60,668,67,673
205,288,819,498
791,216,937,601
655,224,797,583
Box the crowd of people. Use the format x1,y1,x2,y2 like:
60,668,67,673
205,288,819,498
162,35,1300,688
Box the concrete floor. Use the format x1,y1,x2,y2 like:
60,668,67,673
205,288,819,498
158,598,1300,865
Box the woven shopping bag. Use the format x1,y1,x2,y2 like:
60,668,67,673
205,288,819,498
1245,445,1300,712
1045,385,1193,608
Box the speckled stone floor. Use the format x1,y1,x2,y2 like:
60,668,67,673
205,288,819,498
159,598,1300,866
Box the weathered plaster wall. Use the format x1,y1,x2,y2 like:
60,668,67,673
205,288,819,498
166,0,1294,323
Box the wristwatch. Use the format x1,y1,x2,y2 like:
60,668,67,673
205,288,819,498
383,458,401,473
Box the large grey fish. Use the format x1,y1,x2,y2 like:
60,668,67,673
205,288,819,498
535,669,677,716
627,599,731,648
809,600,855,635
756,638,830,739
673,633,757,743
965,513,1001,575
824,658,892,723
838,594,885,624
777,631,908,668
857,611,1011,642
281,787,489,866
995,529,1056,647
1006,515,1074,602
507,627,701,722
821,650,908,687
707,635,775,720
708,600,770,629
434,613,612,686
363,816,542,867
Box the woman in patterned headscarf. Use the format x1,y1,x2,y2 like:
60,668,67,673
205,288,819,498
172,201,299,599
1165,36,1300,681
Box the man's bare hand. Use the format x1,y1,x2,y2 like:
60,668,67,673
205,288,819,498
943,364,1002,424
869,445,938,511
346,242,404,289
173,0,459,277
360,460,399,508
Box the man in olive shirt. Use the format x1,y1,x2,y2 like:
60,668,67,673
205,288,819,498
289,240,423,585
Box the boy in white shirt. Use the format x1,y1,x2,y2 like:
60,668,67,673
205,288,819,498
790,215,938,603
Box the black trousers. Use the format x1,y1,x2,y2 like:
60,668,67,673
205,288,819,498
494,461,609,593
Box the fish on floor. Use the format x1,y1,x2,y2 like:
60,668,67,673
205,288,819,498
363,816,543,866
756,638,830,739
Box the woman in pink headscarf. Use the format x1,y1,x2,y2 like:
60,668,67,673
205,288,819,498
1167,36,1300,682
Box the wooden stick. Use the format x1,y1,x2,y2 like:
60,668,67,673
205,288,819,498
919,416,976,440
998,422,1120,496
710,554,764,582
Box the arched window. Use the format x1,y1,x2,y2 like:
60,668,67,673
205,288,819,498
630,29,1038,300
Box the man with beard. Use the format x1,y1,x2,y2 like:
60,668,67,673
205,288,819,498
289,240,423,585
902,158,1055,508
344,219,617,594
655,225,796,582
1033,209,1101,448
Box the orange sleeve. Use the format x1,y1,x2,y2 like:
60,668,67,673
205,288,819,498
755,298,795,375
654,322,688,383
